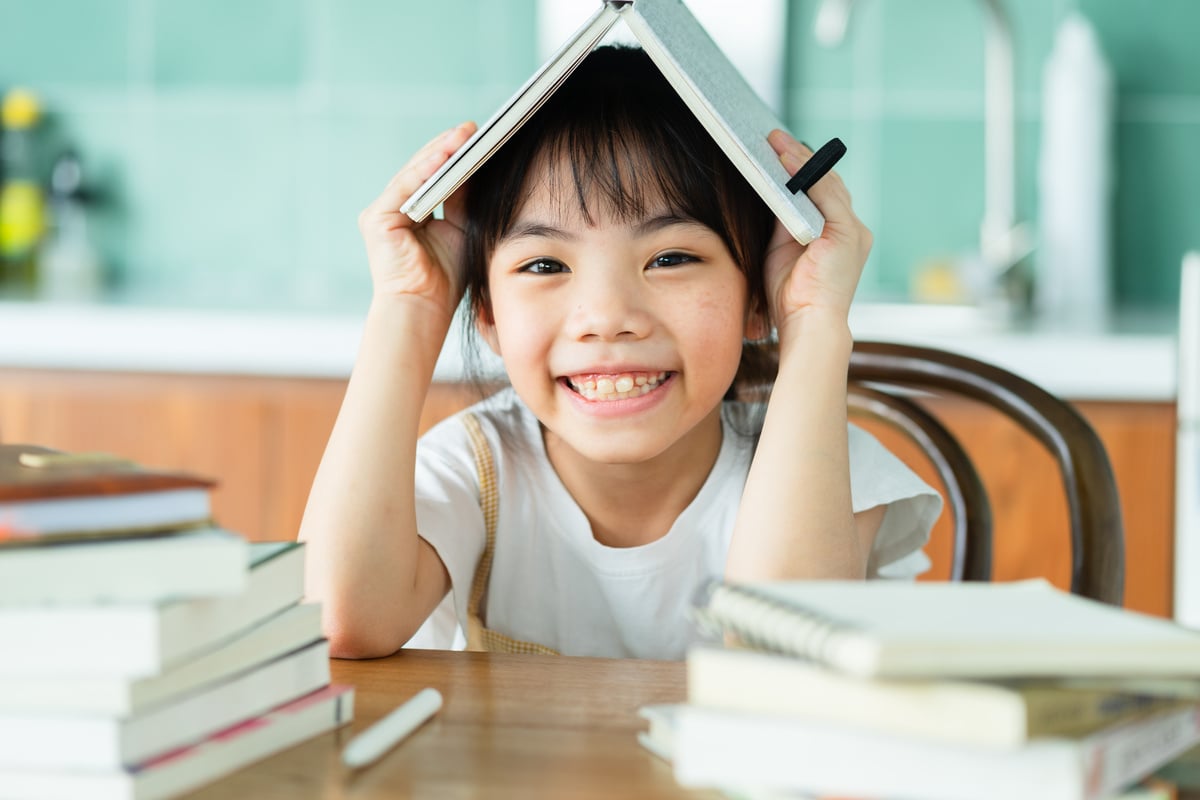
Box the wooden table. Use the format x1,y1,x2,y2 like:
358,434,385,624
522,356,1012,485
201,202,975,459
185,649,717,799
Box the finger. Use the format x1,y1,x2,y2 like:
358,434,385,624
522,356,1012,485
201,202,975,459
805,169,854,226
768,130,855,233
410,120,477,166
768,129,842,203
364,121,477,225
769,129,847,198
767,129,811,174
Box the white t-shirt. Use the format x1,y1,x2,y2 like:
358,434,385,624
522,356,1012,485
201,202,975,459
408,389,942,659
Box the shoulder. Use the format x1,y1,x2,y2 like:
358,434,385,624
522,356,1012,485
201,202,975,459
845,422,943,577
846,421,941,506
417,388,546,489
465,387,537,437
419,388,531,453
847,423,918,477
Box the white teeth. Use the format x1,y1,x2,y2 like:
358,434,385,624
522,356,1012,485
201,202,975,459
570,371,669,402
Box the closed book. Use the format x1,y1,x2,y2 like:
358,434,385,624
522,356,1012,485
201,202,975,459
0,639,331,770
693,579,1200,679
0,684,354,800
0,527,248,606
400,0,824,245
0,603,322,715
672,702,1200,800
0,542,304,678
0,444,213,541
637,703,679,763
687,646,1197,749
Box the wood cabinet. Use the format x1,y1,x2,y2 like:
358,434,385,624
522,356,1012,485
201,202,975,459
0,369,486,543
0,369,1176,617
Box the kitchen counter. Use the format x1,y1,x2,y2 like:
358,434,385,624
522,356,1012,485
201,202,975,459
0,300,1179,401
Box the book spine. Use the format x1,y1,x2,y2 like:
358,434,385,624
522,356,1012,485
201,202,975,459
673,703,1200,800
1080,705,1200,800
0,686,355,800
1026,691,1190,739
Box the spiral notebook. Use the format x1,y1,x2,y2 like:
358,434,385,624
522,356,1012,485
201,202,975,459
692,579,1200,679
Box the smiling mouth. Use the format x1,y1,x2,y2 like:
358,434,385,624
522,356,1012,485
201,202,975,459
564,371,672,402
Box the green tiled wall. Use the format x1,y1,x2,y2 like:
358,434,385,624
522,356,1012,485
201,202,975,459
0,0,1195,310
789,0,1200,307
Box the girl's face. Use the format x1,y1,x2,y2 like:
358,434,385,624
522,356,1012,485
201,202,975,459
477,166,762,469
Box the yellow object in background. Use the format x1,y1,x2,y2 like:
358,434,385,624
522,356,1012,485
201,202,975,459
910,258,969,304
0,181,46,252
0,87,47,289
1,88,40,129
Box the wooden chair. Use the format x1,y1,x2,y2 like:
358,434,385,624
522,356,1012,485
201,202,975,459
848,340,1125,605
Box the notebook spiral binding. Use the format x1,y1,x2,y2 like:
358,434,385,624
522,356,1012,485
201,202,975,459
692,581,863,669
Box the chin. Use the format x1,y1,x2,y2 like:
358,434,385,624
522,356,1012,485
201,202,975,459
550,428,676,466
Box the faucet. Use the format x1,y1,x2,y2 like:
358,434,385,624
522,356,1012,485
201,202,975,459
815,0,1032,312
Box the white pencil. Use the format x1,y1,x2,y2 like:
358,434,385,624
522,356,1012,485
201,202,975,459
341,687,443,769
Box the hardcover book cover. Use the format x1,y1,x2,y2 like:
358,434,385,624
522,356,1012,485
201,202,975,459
400,0,825,245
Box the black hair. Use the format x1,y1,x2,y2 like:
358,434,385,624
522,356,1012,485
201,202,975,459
459,44,778,400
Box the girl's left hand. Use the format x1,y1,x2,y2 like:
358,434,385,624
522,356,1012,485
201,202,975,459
763,129,873,342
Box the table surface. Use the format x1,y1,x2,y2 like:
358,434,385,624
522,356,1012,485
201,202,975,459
183,649,716,799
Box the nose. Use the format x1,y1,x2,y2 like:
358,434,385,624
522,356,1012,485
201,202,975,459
562,265,653,342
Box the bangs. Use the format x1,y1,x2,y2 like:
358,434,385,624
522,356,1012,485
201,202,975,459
468,46,735,251
516,101,724,231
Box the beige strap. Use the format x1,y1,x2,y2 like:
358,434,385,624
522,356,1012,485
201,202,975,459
461,413,559,655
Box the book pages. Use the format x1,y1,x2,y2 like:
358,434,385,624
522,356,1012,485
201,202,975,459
622,0,823,243
401,0,825,244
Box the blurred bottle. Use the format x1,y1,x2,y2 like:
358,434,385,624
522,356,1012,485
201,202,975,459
1035,13,1114,330
40,149,103,302
0,88,47,291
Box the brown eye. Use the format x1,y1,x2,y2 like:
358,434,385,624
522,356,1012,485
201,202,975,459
519,258,568,275
650,253,698,269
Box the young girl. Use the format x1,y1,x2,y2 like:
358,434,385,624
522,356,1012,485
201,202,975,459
299,46,940,660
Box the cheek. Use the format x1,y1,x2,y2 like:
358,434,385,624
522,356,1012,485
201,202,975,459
489,292,552,361
682,280,751,363
691,280,744,343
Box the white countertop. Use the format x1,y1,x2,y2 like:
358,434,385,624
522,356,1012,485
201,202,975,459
0,300,1179,401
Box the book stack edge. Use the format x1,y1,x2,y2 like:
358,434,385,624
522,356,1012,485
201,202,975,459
0,444,354,800
645,579,1200,800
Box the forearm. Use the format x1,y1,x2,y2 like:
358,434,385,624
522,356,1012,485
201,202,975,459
726,313,864,581
298,294,451,655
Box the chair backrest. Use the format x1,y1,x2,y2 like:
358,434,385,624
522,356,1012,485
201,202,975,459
848,340,1125,605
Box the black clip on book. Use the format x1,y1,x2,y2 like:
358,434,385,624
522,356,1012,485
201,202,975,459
786,137,847,196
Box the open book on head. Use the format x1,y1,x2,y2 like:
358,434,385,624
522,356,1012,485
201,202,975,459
692,579,1200,679
400,0,826,245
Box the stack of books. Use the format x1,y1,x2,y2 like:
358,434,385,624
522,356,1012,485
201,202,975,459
0,444,354,799
642,579,1200,800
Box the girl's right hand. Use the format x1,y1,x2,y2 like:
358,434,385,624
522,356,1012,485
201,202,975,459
358,121,477,319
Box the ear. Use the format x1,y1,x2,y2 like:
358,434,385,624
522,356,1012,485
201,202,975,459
743,305,771,342
474,302,502,356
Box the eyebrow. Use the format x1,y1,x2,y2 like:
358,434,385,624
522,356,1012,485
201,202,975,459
498,221,575,245
498,213,705,245
636,213,706,235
